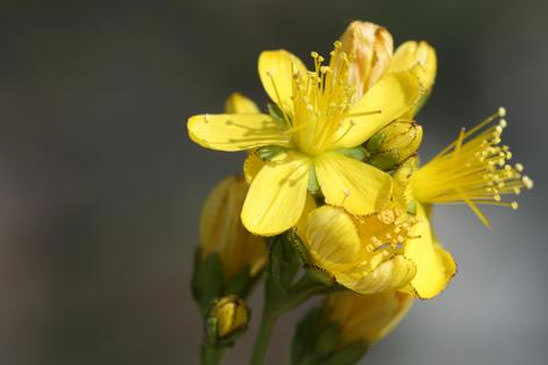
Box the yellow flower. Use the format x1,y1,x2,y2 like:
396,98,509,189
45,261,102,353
200,175,267,279
188,35,422,236
297,204,417,294
297,158,456,299
209,295,250,339
410,108,534,227
323,291,413,345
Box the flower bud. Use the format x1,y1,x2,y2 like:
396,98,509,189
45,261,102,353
323,291,413,345
208,295,250,339
366,120,423,170
338,21,394,100
389,41,437,116
200,175,267,279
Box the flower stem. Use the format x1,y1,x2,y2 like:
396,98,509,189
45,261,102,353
250,311,278,365
250,274,327,364
200,344,225,365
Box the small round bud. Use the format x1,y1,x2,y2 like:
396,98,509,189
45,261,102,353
209,295,250,339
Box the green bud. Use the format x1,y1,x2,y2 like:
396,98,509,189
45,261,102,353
366,120,423,170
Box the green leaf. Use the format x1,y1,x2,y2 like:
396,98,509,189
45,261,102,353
306,266,334,287
335,146,368,161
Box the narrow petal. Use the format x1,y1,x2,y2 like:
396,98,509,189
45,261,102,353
258,50,307,113
333,70,421,149
187,113,290,151
241,152,311,236
315,152,393,216
224,92,260,113
404,203,456,299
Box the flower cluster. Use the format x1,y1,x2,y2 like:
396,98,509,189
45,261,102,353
187,20,533,365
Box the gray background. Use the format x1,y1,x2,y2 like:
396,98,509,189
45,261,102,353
0,0,546,364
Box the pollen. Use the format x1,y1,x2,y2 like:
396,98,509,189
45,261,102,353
410,107,533,226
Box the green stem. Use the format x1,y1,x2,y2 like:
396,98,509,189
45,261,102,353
250,311,278,365
250,275,326,364
201,344,225,365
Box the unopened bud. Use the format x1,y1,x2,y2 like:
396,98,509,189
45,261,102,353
338,21,394,100
209,295,250,339
366,120,423,170
323,291,413,345
389,41,437,116
200,176,267,279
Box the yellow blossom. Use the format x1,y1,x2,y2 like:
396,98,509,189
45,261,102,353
323,291,413,345
410,108,534,227
297,204,417,294
200,175,267,279
188,33,422,236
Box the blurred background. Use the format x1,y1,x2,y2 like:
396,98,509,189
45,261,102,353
1,0,546,364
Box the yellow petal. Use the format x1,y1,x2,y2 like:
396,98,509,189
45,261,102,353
187,113,290,151
333,70,421,149
304,206,362,265
336,255,416,294
324,291,413,345
315,152,393,216
243,152,265,183
404,203,456,299
224,92,260,113
241,152,311,236
390,41,437,93
258,50,307,113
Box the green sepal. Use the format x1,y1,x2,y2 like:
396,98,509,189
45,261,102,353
224,265,251,297
205,316,219,345
314,323,341,359
368,150,400,171
321,341,369,365
257,145,288,161
407,200,417,215
291,306,323,365
192,250,223,315
335,146,369,161
267,102,289,127
308,165,320,194
365,132,386,155
305,266,335,287
268,234,301,293
286,230,310,265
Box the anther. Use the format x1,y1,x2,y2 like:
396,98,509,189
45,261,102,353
498,107,506,117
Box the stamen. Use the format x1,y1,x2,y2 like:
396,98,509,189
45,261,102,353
411,107,533,226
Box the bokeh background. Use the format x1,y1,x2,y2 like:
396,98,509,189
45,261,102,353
1,0,547,364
